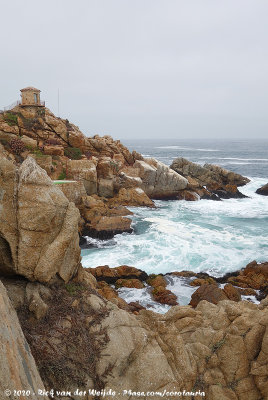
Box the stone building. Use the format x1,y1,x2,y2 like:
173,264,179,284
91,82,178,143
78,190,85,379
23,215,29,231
20,87,45,107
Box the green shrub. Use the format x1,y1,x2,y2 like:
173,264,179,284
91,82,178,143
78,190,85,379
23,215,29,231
64,147,82,160
57,170,66,180
65,283,84,296
33,148,44,158
3,112,18,126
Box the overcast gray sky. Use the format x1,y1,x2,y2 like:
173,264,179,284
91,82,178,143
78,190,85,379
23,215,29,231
1,0,268,140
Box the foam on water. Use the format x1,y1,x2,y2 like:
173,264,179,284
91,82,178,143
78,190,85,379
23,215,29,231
82,177,268,277
155,146,220,152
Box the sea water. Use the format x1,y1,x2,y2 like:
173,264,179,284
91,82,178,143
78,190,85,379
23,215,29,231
81,139,268,309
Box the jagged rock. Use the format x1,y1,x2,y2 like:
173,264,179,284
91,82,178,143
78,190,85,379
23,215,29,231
87,265,148,284
190,277,217,286
0,156,81,283
0,281,48,400
227,261,268,291
31,154,53,175
171,158,250,199
190,284,228,307
109,187,155,208
176,189,200,201
79,195,133,240
133,158,188,199
115,278,145,289
43,145,64,156
55,180,87,205
2,272,268,400
256,183,268,196
97,177,114,197
66,159,97,195
223,283,241,302
147,274,167,288
84,216,132,239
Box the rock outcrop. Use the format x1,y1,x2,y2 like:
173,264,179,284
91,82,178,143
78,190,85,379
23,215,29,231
171,158,250,199
10,277,268,400
0,281,48,400
256,183,268,196
133,158,188,199
0,156,81,283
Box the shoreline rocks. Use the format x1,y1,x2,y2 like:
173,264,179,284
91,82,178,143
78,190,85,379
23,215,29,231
171,157,250,200
256,183,268,196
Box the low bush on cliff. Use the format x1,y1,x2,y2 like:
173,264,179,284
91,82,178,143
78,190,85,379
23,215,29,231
57,169,66,180
64,146,82,160
10,138,25,154
18,283,112,391
3,112,18,126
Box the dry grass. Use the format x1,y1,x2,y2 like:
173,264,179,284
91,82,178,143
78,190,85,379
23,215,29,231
18,282,112,395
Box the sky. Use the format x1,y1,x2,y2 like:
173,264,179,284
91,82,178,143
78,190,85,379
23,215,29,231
1,0,268,140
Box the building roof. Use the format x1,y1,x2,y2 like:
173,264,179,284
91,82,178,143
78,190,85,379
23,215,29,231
20,86,41,92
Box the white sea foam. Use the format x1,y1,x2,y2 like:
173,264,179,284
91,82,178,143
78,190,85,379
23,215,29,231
200,157,268,161
81,177,268,277
155,146,220,151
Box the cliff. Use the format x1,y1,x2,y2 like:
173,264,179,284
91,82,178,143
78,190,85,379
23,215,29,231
0,154,267,400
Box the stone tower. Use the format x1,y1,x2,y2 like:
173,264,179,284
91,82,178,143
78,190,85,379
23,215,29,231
20,87,45,107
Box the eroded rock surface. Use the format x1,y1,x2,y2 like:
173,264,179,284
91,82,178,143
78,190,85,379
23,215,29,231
0,281,48,400
171,157,250,200
0,156,81,283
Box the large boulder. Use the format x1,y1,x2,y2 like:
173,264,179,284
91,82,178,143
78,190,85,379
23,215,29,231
0,281,48,400
109,187,155,208
171,158,249,187
55,180,87,205
171,158,249,199
190,284,228,307
134,158,188,199
87,265,148,283
227,261,268,291
66,159,97,195
256,183,268,196
0,156,81,283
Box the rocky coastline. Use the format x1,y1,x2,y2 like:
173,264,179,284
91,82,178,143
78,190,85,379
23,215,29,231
1,104,268,399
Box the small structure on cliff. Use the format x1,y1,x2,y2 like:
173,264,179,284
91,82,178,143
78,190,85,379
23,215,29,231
3,86,45,111
20,86,45,107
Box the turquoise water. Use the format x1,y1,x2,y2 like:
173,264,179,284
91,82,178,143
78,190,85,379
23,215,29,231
82,140,268,277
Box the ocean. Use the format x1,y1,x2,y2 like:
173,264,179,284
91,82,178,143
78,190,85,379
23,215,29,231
81,139,268,309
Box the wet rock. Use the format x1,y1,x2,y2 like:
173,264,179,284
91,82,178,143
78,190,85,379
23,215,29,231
147,274,167,288
227,261,268,291
256,183,268,196
171,158,250,200
83,215,133,239
190,284,228,307
109,187,155,208
190,277,217,286
152,286,178,306
223,283,241,302
86,265,148,284
115,278,145,289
